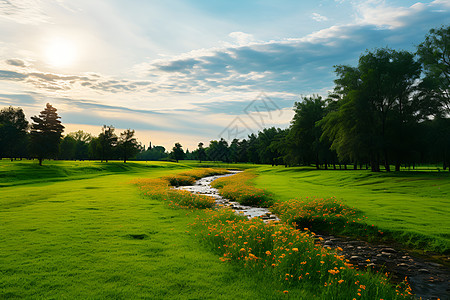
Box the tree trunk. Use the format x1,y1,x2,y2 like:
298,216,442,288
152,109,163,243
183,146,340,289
384,151,390,172
353,163,357,170
333,163,336,170
39,158,43,166
395,161,401,172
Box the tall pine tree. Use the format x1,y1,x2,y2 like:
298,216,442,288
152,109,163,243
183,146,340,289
30,103,64,165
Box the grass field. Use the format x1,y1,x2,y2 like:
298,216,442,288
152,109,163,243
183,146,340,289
0,160,284,299
251,166,450,253
1,159,447,299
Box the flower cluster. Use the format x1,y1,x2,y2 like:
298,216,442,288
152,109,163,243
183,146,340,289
164,168,229,187
192,208,412,299
132,177,215,209
211,171,272,207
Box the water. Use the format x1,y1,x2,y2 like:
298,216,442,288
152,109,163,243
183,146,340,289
175,171,279,222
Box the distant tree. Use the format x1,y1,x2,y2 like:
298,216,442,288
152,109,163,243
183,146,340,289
136,145,167,161
171,142,185,163
0,106,29,160
417,25,450,115
59,135,77,160
246,134,259,164
236,139,249,163
288,96,328,168
229,139,239,163
98,125,117,162
257,127,283,165
88,137,101,160
185,149,195,160
197,142,206,163
67,130,92,160
207,139,229,162
268,128,289,166
118,129,140,163
30,103,64,165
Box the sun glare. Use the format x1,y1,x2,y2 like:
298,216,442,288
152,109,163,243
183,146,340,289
45,37,77,68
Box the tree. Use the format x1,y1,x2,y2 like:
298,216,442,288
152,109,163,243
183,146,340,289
30,103,64,165
68,131,92,160
417,25,450,115
288,96,328,168
197,142,206,163
206,139,229,162
136,145,167,161
0,106,29,160
59,135,77,160
118,129,140,163
320,48,422,172
98,125,117,162
171,142,185,163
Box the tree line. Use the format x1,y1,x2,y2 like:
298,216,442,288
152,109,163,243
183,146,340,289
186,26,450,172
0,103,143,165
1,26,448,170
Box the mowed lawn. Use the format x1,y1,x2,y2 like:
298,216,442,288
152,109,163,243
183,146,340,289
253,166,450,250
0,161,273,299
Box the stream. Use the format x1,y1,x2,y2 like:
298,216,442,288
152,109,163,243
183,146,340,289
176,171,450,300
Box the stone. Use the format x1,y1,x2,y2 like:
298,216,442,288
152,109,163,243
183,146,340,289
397,263,409,268
350,256,362,261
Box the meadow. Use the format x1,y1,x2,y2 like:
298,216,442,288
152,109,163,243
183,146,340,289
0,160,447,299
0,160,281,299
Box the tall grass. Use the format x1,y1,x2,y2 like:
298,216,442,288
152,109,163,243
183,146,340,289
211,171,272,206
164,168,229,186
133,168,229,209
192,208,413,299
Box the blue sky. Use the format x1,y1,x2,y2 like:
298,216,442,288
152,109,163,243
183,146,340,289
0,0,449,150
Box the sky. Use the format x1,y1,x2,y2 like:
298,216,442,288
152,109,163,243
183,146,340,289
0,0,449,150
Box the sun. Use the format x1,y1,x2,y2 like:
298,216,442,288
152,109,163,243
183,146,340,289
44,37,77,68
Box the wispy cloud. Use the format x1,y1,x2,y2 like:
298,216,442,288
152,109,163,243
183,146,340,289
312,13,329,22
0,0,50,24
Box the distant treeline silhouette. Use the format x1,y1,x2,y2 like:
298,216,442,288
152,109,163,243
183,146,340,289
1,26,448,171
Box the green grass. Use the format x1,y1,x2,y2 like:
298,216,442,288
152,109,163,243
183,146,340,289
1,160,447,298
0,160,285,299
251,166,450,253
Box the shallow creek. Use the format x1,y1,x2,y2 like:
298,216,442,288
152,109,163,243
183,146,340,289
176,171,449,300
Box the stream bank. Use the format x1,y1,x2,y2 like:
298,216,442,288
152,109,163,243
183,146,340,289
177,171,449,300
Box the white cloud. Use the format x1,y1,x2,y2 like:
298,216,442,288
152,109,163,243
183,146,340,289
312,12,329,22
228,32,256,46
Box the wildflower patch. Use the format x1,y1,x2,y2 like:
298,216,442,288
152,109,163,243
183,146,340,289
132,168,229,209
192,208,413,299
211,171,272,207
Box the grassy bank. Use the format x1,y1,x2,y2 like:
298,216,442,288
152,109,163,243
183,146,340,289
249,166,450,253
